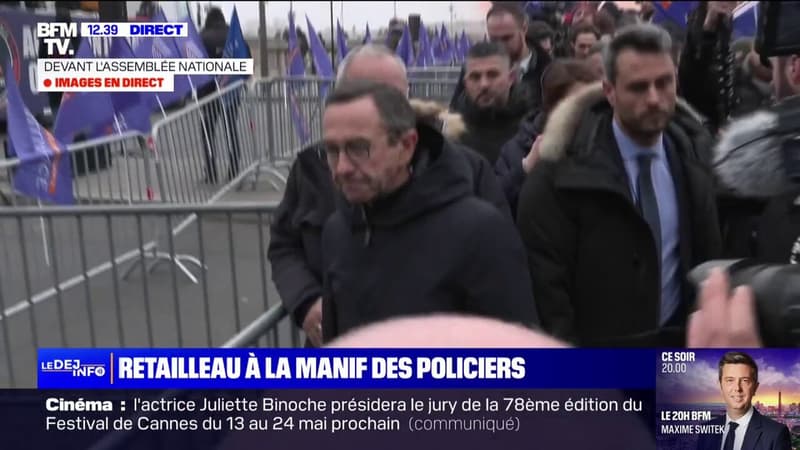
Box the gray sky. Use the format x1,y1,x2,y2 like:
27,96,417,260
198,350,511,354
187,1,490,37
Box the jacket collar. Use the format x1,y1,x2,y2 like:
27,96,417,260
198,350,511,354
334,122,471,231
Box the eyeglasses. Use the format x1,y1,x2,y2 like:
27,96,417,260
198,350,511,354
322,138,372,165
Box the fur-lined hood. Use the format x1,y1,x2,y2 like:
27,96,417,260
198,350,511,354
713,108,796,199
538,82,706,162
409,98,467,142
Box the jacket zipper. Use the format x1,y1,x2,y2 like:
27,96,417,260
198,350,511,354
361,206,372,247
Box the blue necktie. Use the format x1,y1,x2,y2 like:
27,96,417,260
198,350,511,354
723,421,738,450
637,153,661,258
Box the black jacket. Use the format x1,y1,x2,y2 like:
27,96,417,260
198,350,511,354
696,409,791,450
517,83,722,347
449,44,550,113
495,110,546,217
268,120,511,329
321,124,538,341
457,83,531,165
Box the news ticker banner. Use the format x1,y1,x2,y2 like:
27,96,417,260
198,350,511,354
38,348,656,389
34,21,252,92
1,389,655,450
7,349,794,449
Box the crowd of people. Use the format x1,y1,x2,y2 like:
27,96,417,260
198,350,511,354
268,1,795,349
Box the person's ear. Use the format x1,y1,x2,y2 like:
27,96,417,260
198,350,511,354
398,129,418,165
602,79,616,108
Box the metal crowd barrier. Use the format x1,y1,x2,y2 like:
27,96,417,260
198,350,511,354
408,66,463,81
409,78,459,105
0,202,301,388
150,79,262,204
248,76,329,179
0,131,153,206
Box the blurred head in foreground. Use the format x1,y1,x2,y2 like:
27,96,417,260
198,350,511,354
326,314,568,348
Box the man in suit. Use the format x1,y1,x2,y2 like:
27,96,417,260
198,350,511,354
450,2,550,112
697,352,792,450
517,23,722,346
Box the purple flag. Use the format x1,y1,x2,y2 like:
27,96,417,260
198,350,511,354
53,38,117,143
415,24,434,68
305,16,334,78
173,15,215,92
107,37,153,134
653,1,699,28
459,31,471,62
132,9,192,108
363,24,372,44
434,24,454,65
287,11,310,144
733,1,758,38
395,23,414,67
3,61,73,204
336,20,348,65
439,24,454,64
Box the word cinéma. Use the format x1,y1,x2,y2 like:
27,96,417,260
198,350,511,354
45,397,113,412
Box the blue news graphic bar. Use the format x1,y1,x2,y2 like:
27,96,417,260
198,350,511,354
37,349,657,389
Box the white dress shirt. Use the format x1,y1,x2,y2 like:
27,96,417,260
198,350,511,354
720,406,754,450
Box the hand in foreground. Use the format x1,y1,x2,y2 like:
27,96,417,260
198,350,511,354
302,297,323,347
687,268,762,348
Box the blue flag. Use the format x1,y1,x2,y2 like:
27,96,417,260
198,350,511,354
459,31,471,62
363,23,372,44
173,15,215,93
287,11,310,144
733,1,758,38
336,20,348,65
306,16,334,101
435,24,454,65
107,37,153,134
220,7,251,88
53,38,116,143
652,1,698,28
4,62,73,204
396,23,414,67
132,9,192,109
415,24,434,68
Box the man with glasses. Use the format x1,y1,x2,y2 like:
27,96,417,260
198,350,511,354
319,80,537,342
268,44,510,347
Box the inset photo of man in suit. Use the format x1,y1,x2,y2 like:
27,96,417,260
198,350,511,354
697,351,792,450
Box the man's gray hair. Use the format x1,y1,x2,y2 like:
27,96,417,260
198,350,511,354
336,43,408,84
326,80,416,144
602,23,672,84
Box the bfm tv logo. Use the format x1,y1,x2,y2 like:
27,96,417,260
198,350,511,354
40,359,106,377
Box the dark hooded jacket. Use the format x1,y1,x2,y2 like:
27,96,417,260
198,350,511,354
457,83,532,165
198,9,229,99
495,110,547,216
320,123,538,341
517,83,722,347
268,103,511,331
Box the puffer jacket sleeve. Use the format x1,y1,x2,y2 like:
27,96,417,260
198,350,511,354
268,158,324,328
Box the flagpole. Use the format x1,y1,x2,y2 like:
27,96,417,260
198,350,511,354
37,200,50,267
329,1,335,70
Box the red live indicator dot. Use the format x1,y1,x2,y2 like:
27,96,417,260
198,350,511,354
43,79,51,87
